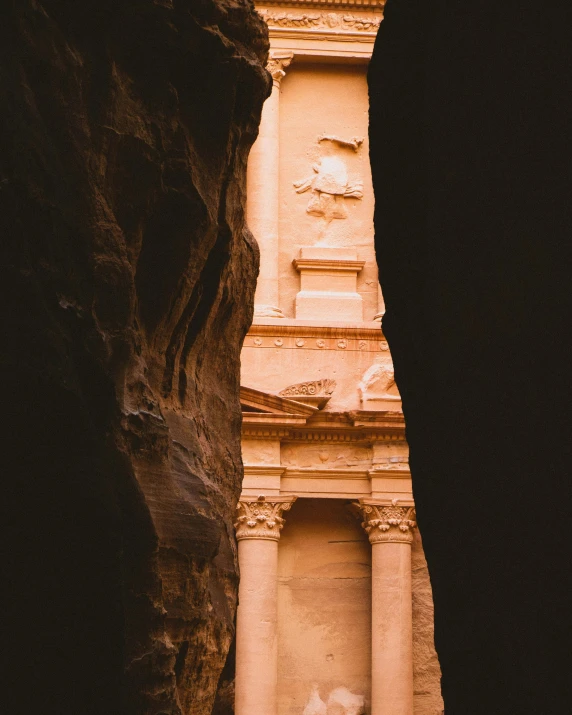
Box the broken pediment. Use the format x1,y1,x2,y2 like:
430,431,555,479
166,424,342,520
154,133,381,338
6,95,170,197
240,385,318,417
279,379,336,409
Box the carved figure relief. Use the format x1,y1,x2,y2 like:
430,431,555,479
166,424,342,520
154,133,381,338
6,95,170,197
294,136,364,244
294,136,363,223
358,354,400,406
303,684,365,715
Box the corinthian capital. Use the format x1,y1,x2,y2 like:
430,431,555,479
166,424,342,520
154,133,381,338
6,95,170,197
235,495,297,541
267,51,294,87
356,499,416,545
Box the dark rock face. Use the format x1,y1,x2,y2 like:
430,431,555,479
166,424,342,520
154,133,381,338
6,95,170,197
369,2,572,713
0,1,268,713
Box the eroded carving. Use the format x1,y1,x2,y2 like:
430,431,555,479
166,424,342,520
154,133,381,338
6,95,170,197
267,51,294,87
318,134,363,151
280,379,336,397
294,150,363,224
303,684,365,715
356,499,416,544
235,496,296,541
358,354,401,409
279,378,335,408
260,9,382,33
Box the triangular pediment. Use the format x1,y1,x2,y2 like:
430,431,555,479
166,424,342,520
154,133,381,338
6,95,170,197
240,385,318,417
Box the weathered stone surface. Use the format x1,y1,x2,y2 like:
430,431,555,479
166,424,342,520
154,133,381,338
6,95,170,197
369,1,572,712
411,532,443,715
0,1,269,713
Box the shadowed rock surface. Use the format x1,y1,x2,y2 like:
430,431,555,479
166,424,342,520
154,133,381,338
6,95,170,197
0,1,268,713
369,1,572,713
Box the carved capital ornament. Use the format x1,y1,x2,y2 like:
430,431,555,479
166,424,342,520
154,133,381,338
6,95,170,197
267,51,294,87
356,499,416,545
235,495,297,541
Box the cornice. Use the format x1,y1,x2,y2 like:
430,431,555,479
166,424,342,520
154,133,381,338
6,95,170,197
243,465,411,481
242,414,309,426
260,0,385,8
243,465,287,477
293,257,366,272
240,385,317,416
248,319,385,339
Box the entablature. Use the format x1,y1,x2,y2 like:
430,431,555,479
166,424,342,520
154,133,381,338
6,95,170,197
257,0,383,60
242,464,412,500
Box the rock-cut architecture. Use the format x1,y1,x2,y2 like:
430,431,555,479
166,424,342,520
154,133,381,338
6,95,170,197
235,2,443,713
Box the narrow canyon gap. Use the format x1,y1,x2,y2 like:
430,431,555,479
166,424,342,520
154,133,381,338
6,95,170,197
0,1,269,713
369,1,572,713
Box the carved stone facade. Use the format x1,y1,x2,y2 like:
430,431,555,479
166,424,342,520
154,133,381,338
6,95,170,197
235,496,296,541
267,51,294,87
237,1,443,713
357,500,417,545
260,10,382,32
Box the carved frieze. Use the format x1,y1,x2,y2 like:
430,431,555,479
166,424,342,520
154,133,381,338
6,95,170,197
356,499,416,544
235,495,296,541
259,9,382,33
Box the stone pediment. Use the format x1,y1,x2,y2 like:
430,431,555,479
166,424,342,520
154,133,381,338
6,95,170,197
278,379,336,408
240,385,318,417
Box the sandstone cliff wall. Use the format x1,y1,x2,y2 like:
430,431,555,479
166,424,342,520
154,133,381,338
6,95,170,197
369,1,572,712
0,2,269,713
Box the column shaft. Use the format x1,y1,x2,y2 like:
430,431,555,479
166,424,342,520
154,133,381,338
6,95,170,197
235,538,279,715
247,52,292,318
357,500,416,715
371,541,414,715
234,495,296,715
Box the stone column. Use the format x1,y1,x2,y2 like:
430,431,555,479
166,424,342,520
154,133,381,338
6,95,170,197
357,499,417,715
234,495,296,715
247,51,293,318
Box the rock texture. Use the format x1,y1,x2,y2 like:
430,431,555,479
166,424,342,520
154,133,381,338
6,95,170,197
412,532,443,715
369,2,572,713
0,1,269,713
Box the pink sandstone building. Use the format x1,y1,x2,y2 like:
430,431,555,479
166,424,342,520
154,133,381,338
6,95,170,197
236,2,443,713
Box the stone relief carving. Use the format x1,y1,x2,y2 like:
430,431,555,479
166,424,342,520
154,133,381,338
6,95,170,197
356,499,417,545
358,354,401,406
294,136,364,237
280,379,336,397
303,684,365,715
266,51,293,87
318,134,363,151
235,496,296,541
260,9,382,33
279,379,336,408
